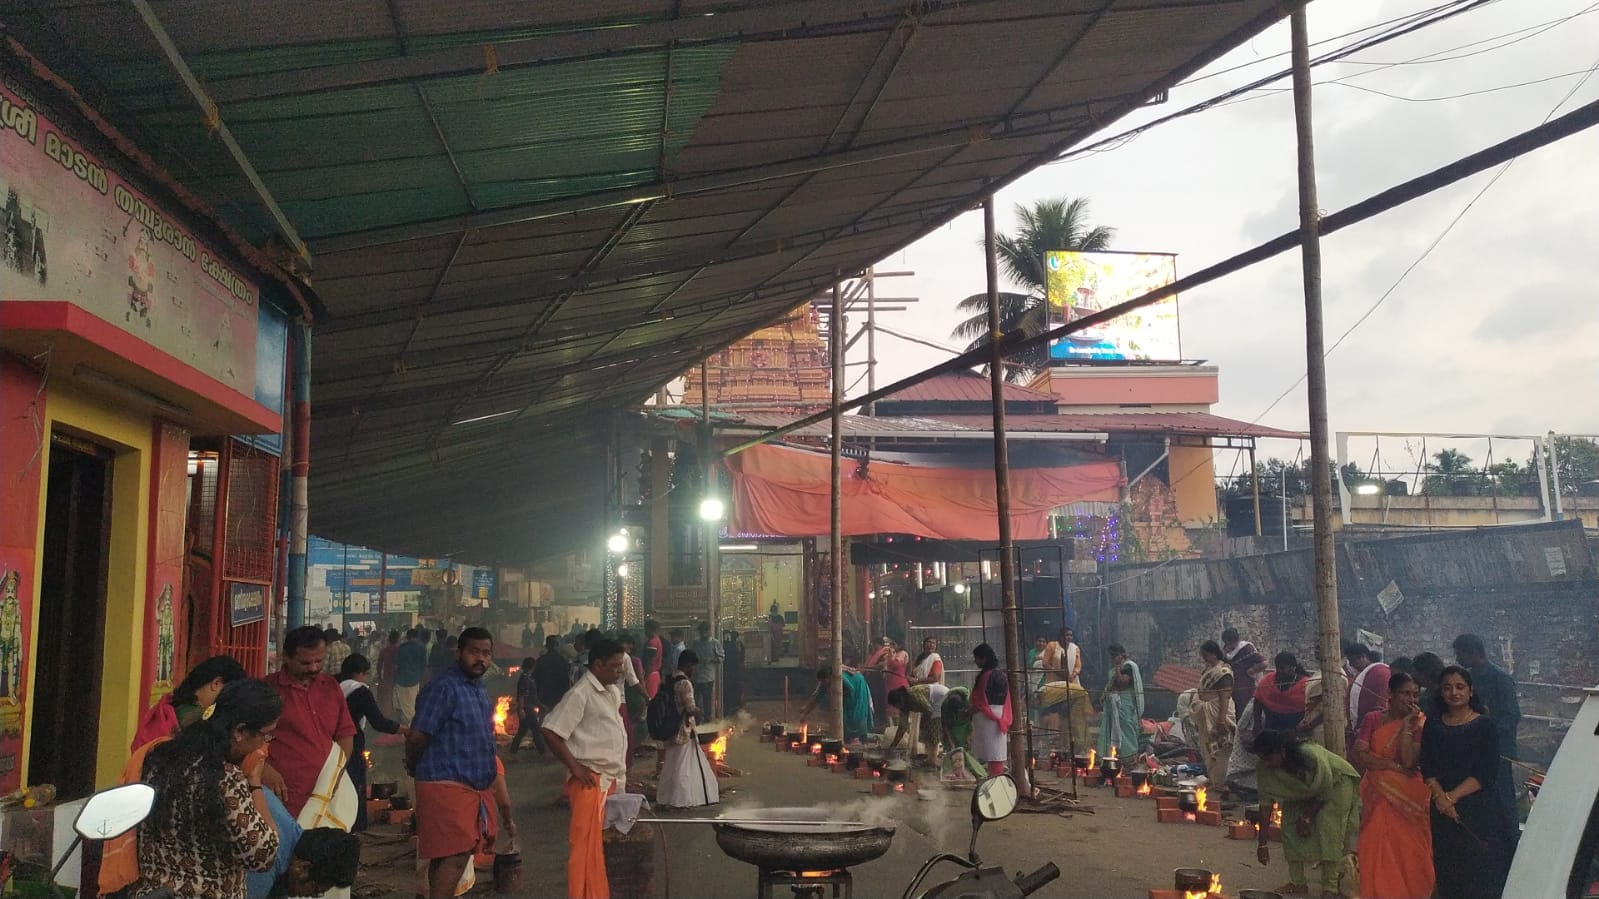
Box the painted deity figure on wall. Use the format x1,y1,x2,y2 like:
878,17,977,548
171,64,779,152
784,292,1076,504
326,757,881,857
155,583,175,685
126,228,155,323
0,570,22,736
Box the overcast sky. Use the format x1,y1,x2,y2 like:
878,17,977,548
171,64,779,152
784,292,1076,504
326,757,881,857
861,0,1599,474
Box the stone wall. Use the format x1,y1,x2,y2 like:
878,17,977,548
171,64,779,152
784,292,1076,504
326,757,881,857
1095,520,1599,688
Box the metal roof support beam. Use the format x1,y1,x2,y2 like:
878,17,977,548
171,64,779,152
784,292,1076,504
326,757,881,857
129,0,312,268
205,0,1015,104
310,97,1103,252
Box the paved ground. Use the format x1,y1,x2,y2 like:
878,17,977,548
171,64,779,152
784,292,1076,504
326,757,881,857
355,700,1302,897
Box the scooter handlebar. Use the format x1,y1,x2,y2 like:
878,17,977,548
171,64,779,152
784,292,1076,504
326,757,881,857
1014,862,1060,896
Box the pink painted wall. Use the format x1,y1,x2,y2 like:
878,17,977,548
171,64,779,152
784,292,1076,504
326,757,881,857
1045,371,1218,407
0,356,43,793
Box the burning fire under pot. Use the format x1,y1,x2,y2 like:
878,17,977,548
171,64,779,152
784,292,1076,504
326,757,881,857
1174,867,1221,899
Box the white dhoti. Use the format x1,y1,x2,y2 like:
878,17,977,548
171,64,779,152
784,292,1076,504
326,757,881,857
657,741,720,808
971,705,1008,763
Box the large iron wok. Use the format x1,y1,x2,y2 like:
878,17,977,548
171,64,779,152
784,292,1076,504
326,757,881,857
712,807,895,871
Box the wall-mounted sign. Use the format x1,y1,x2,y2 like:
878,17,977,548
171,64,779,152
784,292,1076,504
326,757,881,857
1,78,263,395
472,568,496,602
229,581,266,627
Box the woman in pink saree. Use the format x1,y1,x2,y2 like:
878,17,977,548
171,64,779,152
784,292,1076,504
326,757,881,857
1352,671,1433,899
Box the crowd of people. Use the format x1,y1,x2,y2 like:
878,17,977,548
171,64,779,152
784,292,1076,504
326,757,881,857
1195,629,1523,899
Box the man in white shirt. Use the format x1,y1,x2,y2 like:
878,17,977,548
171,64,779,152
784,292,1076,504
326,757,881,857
543,637,629,899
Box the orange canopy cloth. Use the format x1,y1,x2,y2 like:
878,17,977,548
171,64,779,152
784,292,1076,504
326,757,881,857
726,444,1122,540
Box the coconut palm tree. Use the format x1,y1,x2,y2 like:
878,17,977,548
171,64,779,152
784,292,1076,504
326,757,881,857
951,197,1115,381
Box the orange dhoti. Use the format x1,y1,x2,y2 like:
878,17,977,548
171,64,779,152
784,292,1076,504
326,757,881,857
415,780,490,860
564,775,617,899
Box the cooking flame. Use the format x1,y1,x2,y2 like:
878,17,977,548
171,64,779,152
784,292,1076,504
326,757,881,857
810,742,822,754
825,753,838,765
1211,872,1222,894
1136,781,1151,797
493,695,511,736
1195,786,1207,811
708,733,729,764
894,783,905,793
1087,748,1097,768
1108,745,1117,760
800,724,808,743
1183,812,1196,823
1183,891,1207,899
1271,802,1283,826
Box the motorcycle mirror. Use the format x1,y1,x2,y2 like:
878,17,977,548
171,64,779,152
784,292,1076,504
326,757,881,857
972,774,1018,822
73,783,156,840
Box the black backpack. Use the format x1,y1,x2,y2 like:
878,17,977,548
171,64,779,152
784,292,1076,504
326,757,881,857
647,674,688,741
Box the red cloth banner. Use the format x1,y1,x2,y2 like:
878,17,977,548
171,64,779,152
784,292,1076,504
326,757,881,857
726,443,1123,540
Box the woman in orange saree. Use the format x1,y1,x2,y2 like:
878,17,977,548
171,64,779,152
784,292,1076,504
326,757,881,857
1352,671,1433,899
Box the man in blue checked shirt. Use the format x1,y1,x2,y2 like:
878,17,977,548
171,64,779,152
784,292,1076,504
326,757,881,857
406,626,511,898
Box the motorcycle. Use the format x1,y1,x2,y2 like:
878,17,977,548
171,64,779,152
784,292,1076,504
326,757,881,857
902,775,1060,899
41,783,167,899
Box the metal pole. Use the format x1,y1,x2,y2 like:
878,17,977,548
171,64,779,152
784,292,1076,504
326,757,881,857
1249,442,1263,537
1282,469,1289,553
865,267,878,413
829,277,846,740
287,321,311,629
984,196,1030,795
1291,7,1346,754
1548,432,1565,520
702,362,722,716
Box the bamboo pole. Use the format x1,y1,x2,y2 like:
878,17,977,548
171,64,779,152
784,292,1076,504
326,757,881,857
1291,7,1347,754
984,197,1031,796
829,277,846,741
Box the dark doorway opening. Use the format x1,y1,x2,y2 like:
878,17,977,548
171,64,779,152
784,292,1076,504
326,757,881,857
31,435,112,799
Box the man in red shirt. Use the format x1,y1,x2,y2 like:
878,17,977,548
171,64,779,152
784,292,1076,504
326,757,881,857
267,625,357,816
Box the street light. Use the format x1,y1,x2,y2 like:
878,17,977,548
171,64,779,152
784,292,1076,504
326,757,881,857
606,532,629,553
951,582,968,595
698,497,726,522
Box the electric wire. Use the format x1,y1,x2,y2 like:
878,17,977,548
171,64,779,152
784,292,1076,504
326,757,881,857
1053,0,1503,163
1252,49,1599,423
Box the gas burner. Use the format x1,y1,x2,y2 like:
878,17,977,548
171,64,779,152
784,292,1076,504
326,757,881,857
757,867,852,899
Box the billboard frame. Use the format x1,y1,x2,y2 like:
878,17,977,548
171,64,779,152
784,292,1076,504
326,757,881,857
1042,248,1182,364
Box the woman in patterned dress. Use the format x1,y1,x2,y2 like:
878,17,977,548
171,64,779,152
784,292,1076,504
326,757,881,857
134,678,283,899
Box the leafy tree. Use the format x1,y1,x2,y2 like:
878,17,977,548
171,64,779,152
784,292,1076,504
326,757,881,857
1421,448,1490,496
1549,436,1599,495
1224,457,1361,496
950,198,1115,381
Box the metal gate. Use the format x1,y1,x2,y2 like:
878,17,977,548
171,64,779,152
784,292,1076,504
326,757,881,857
902,623,986,694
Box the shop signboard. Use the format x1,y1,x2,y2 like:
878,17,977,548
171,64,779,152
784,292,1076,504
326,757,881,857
229,581,266,627
472,568,497,602
0,76,262,396
1044,250,1181,362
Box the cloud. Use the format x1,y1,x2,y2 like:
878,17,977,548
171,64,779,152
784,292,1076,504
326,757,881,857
872,0,1599,448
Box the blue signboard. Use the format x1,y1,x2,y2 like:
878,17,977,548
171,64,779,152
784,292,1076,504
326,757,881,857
229,581,267,627
472,568,497,602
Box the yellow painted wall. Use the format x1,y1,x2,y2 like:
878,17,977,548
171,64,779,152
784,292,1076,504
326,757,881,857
26,382,152,789
1169,445,1219,524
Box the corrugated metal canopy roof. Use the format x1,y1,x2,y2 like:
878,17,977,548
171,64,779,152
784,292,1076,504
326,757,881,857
0,0,1288,561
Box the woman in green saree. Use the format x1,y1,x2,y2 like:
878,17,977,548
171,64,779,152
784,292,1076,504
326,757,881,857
1096,643,1144,759
1252,729,1362,898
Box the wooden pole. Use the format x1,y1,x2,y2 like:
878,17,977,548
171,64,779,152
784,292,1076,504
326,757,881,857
1291,6,1346,753
829,277,845,740
1249,442,1263,537
984,196,1030,795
